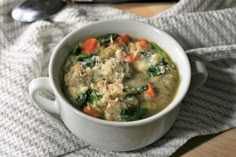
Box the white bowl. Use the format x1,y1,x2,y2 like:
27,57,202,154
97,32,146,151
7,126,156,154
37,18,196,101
29,19,207,151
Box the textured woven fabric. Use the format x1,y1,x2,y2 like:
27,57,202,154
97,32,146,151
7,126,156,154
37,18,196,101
1,0,236,156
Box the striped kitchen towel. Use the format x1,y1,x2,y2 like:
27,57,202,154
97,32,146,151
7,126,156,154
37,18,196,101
0,0,236,156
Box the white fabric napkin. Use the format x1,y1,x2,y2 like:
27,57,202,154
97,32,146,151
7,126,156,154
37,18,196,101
1,0,236,156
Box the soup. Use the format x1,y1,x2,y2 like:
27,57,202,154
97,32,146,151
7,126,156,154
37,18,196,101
62,33,179,122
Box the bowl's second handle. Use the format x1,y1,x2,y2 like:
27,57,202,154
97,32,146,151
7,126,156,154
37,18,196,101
188,55,208,93
29,77,60,114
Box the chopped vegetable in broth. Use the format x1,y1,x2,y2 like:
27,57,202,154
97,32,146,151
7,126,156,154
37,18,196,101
62,33,179,122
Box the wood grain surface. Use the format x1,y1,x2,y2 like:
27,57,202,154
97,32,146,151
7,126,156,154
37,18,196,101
111,3,236,157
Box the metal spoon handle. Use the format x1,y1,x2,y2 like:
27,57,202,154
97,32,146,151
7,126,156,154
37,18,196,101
65,0,179,4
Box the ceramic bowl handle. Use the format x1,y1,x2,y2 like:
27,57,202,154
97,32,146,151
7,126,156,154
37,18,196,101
29,77,59,114
188,55,208,93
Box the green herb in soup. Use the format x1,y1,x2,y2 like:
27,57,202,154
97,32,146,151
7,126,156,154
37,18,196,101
62,33,179,122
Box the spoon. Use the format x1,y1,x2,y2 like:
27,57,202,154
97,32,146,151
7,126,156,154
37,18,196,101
12,0,66,23
12,0,178,23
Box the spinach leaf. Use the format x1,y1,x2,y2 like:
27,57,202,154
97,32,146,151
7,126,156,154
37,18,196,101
150,42,163,55
70,45,81,56
97,33,119,44
121,106,147,121
124,85,148,96
76,92,88,109
75,89,101,109
148,59,169,77
141,51,149,57
136,85,148,94
86,60,96,68
78,54,96,68
88,89,100,103
77,54,94,61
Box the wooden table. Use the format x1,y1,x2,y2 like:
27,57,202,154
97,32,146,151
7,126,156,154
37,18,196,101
112,3,236,157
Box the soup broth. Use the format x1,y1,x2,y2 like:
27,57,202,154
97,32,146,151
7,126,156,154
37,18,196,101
62,33,179,122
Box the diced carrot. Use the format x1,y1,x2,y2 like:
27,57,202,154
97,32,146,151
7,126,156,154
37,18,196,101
136,39,149,49
113,34,130,45
117,34,130,44
144,83,155,97
81,38,98,54
123,53,136,63
127,53,135,62
83,105,100,117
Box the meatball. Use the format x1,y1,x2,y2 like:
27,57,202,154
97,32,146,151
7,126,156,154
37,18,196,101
64,63,91,99
100,58,125,81
64,63,91,87
104,100,123,121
